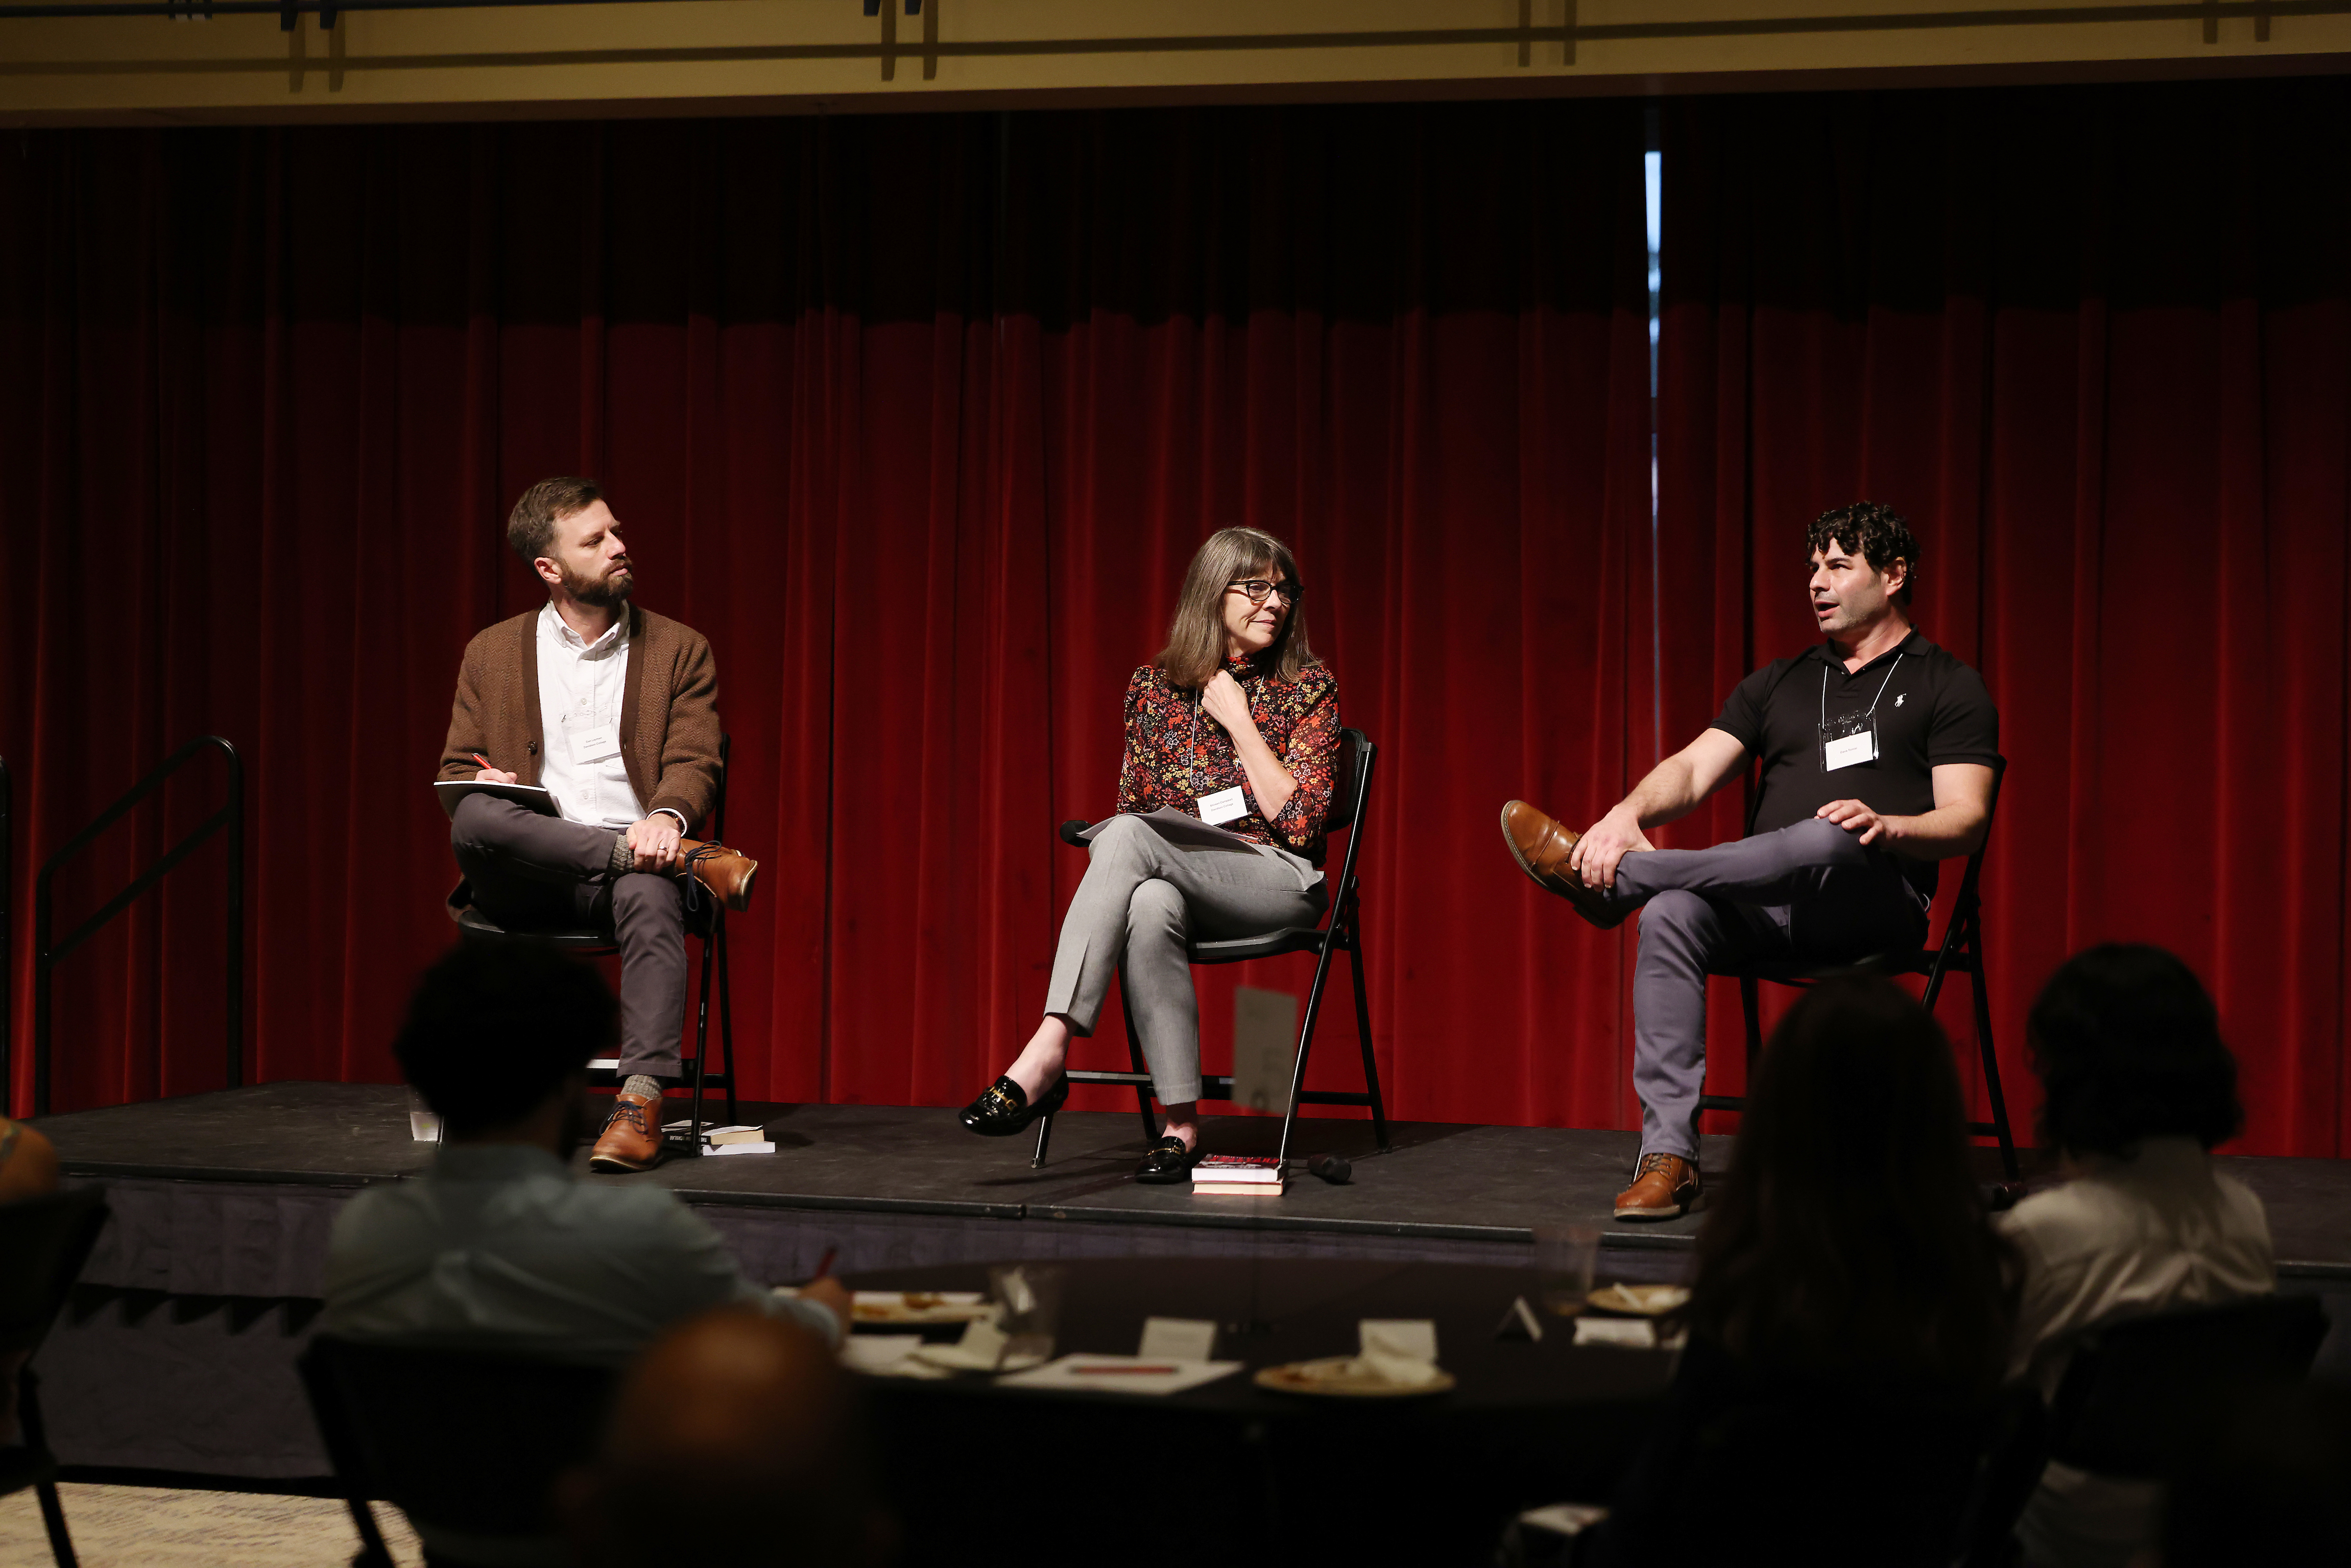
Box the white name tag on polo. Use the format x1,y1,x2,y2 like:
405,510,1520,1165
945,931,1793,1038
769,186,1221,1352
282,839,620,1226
573,721,622,763
1196,786,1248,825
1823,728,1877,771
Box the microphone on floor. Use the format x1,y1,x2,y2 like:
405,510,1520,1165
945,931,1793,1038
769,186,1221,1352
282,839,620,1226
1307,1152,1352,1185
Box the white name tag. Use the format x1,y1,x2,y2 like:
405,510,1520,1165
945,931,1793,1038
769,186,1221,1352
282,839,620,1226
573,721,621,763
1196,786,1248,825
1823,728,1876,771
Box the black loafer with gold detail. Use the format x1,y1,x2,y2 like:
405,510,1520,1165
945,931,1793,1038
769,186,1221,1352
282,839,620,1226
1133,1135,1200,1185
958,1073,1069,1137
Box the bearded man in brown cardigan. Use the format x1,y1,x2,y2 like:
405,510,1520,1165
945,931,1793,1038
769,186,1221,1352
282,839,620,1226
436,477,756,1173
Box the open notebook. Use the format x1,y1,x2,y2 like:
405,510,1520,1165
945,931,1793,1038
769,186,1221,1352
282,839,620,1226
434,779,562,816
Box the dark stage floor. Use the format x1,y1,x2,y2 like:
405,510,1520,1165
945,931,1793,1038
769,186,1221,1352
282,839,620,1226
33,1080,2351,1274
27,1082,2351,1478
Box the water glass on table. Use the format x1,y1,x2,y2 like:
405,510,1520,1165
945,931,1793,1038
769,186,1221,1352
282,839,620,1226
1532,1224,1601,1317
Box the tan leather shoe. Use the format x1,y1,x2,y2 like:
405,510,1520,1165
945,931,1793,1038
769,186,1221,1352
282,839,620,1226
678,839,758,913
1613,1151,1700,1221
1499,801,1626,930
588,1091,665,1173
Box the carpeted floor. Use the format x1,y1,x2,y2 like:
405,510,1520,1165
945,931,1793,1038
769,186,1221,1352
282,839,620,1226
0,1482,423,1567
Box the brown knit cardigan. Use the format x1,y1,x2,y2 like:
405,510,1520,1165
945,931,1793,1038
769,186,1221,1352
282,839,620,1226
435,604,721,834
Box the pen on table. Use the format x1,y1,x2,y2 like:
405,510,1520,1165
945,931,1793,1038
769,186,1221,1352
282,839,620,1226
1072,1364,1179,1376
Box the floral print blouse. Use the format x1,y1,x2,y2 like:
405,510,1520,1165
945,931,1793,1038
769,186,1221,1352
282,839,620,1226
1115,653,1342,866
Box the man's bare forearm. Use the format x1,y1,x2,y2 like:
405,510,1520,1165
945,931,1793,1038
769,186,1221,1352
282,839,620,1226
1618,755,1708,830
1878,804,1989,861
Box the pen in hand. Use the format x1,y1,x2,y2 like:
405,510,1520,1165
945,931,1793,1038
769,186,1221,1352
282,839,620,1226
812,1245,839,1281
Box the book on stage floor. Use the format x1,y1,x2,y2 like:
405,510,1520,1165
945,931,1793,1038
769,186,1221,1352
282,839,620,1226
435,778,561,816
663,1120,766,1146
1191,1179,1286,1197
1191,1155,1283,1184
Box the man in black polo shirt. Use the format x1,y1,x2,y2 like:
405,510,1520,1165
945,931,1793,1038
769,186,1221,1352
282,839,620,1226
1500,502,1999,1220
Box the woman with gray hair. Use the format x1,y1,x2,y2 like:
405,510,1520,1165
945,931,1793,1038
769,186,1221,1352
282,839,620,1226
959,527,1342,1183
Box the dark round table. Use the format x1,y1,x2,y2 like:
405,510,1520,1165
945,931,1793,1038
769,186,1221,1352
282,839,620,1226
841,1257,1676,1568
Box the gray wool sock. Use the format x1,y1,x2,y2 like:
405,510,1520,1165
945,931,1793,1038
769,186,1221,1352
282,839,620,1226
622,1074,666,1102
608,833,634,875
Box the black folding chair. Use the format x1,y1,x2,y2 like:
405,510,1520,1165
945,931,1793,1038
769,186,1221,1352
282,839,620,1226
2046,1294,2329,1480
1701,757,2018,1178
448,735,738,1146
1033,726,1389,1170
0,1187,112,1568
301,1335,620,1568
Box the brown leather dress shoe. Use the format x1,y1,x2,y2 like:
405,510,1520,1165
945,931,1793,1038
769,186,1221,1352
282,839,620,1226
1613,1151,1700,1221
677,839,758,913
1499,801,1626,930
588,1091,665,1173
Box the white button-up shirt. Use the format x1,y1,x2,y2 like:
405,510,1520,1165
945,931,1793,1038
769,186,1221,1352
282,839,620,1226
535,602,646,830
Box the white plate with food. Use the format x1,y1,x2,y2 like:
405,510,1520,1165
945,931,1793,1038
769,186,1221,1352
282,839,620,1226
1252,1356,1457,1398
1585,1283,1691,1317
847,1290,994,1325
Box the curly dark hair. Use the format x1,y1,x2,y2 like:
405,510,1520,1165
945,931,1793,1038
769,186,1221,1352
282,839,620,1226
2028,944,2244,1156
1686,975,2018,1394
1807,502,1919,605
396,942,617,1135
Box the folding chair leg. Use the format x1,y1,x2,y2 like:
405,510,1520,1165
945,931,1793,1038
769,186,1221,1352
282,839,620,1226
34,1478,79,1568
688,923,716,1154
1739,975,1762,1076
1116,973,1160,1142
1276,925,1344,1168
716,911,738,1125
1346,929,1390,1152
1971,958,2019,1181
1031,1112,1054,1170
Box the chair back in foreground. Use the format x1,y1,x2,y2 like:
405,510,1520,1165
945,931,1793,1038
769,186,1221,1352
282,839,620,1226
0,1187,111,1568
300,1335,619,1568
2046,1293,2328,1480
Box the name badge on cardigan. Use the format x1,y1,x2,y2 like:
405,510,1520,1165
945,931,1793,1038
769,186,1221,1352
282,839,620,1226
573,721,622,763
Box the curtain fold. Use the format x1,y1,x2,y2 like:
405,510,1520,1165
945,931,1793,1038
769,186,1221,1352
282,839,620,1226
0,103,1654,1135
1659,81,2351,1156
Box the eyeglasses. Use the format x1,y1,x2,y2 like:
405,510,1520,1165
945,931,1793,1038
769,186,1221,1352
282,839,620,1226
1227,578,1303,606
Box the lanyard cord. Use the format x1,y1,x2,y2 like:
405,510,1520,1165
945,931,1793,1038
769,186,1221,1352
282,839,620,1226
1820,652,1904,729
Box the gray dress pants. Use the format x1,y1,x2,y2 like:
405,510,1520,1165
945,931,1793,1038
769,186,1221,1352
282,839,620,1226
449,794,687,1079
1607,817,1931,1161
1043,813,1327,1105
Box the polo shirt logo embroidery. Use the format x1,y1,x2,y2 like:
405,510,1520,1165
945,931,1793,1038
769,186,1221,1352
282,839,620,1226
1895,693,1906,706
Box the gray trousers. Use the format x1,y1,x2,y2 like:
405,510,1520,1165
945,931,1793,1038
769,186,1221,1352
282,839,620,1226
1609,817,1930,1161
449,794,687,1079
1044,813,1327,1105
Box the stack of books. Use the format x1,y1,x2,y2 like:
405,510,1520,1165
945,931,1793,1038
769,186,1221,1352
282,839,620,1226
1190,1154,1285,1197
663,1120,768,1149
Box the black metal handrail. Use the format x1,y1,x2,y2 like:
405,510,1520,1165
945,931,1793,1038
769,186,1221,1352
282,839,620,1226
32,736,244,1117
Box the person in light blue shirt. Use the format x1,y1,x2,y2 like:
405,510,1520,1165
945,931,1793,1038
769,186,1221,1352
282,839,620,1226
324,942,845,1362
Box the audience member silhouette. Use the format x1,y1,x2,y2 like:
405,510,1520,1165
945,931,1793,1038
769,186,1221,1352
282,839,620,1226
1580,974,2021,1567
322,942,847,1360
2000,944,2273,1568
0,1113,60,1448
561,1306,895,1568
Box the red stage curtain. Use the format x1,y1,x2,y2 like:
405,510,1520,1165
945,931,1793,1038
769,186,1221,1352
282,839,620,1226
1658,82,2351,1156
0,105,1655,1130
